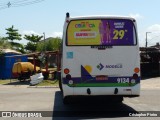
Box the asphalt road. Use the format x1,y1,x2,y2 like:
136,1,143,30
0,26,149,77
0,77,160,120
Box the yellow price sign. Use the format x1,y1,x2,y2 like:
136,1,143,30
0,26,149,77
113,29,126,40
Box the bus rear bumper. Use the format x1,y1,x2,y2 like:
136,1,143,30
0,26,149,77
62,84,140,98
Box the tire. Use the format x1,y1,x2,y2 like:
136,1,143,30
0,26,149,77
59,79,63,92
57,71,62,91
63,96,70,105
115,96,123,103
118,96,123,103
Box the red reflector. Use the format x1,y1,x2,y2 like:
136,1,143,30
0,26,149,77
134,67,140,73
96,75,108,80
64,68,70,74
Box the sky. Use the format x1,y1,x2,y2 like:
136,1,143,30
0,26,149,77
0,0,160,47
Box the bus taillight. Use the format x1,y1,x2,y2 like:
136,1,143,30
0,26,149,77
134,67,140,73
64,68,70,74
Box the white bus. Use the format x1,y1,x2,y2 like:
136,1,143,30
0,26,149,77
59,13,140,104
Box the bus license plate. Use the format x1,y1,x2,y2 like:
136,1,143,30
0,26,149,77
96,75,108,81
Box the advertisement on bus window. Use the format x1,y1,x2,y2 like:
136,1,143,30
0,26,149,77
67,19,135,45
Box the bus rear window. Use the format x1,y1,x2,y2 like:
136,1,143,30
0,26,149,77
66,19,136,46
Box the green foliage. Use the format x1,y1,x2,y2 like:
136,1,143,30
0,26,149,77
36,42,45,52
5,25,22,41
0,37,11,49
52,37,62,50
1,25,62,54
24,34,43,43
37,37,62,52
4,25,24,53
25,42,37,52
36,80,59,86
24,34,43,52
11,42,25,54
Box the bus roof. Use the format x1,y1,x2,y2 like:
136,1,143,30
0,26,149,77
67,15,136,21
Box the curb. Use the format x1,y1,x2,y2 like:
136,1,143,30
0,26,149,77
0,84,59,88
27,86,59,88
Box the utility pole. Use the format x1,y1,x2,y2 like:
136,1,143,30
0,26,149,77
145,32,151,57
146,32,151,48
43,32,48,74
43,32,46,51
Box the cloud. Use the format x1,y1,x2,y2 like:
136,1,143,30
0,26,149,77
21,30,63,38
17,30,63,45
139,24,160,47
129,13,144,20
49,32,62,38
147,24,160,32
146,24,160,46
19,30,43,45
22,30,41,36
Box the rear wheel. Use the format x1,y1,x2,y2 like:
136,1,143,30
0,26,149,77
59,79,63,92
113,96,123,103
57,72,62,92
63,96,70,104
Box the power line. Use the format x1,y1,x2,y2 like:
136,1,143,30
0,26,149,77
0,0,45,10
12,0,45,7
10,0,31,4
0,6,7,10
0,0,34,5
150,35,160,40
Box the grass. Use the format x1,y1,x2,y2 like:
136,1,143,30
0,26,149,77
35,79,59,86
0,79,18,85
0,79,59,87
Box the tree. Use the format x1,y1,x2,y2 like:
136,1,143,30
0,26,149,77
0,37,11,49
5,25,24,53
24,34,43,52
36,37,62,52
6,25,22,43
11,42,25,54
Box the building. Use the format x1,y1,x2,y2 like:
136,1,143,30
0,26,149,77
140,43,160,77
0,49,28,79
